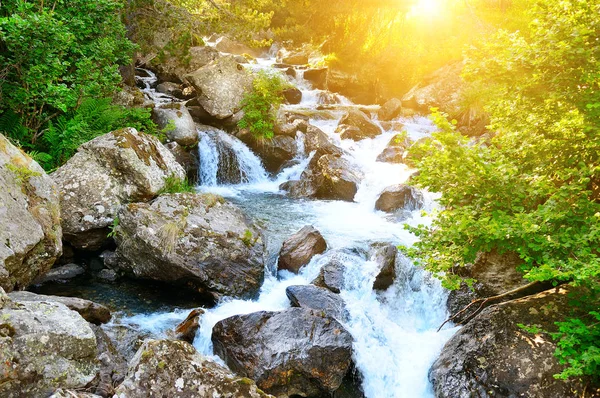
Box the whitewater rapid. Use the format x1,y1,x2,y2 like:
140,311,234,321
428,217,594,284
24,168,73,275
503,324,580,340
120,57,459,398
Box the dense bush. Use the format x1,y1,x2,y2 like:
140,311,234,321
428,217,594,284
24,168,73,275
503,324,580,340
405,0,600,381
238,71,289,139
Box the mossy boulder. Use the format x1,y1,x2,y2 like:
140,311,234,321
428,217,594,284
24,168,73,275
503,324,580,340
0,134,62,292
0,288,99,397
113,193,265,299
52,128,185,250
115,339,273,398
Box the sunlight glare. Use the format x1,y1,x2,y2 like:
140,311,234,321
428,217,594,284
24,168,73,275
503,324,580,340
409,0,443,18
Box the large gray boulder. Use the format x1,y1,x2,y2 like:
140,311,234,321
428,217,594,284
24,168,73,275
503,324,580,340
152,103,199,147
115,339,273,398
375,184,424,213
113,193,265,299
0,134,62,292
282,150,363,202
212,308,353,397
184,56,253,120
378,98,403,121
286,285,346,320
370,243,397,290
9,291,111,325
429,287,595,398
0,288,99,397
402,62,464,113
52,128,185,250
376,133,412,164
236,129,298,173
277,225,327,273
336,109,381,140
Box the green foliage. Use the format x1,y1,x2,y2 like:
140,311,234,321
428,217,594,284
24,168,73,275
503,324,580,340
0,0,135,134
238,71,289,139
158,174,195,194
552,312,600,381
405,0,600,380
107,216,120,239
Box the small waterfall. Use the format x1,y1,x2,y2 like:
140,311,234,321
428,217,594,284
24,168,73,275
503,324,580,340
197,128,269,186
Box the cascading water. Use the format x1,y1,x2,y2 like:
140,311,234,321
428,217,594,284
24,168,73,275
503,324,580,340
119,53,458,398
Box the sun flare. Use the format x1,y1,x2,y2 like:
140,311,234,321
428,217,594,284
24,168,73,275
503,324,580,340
409,0,443,18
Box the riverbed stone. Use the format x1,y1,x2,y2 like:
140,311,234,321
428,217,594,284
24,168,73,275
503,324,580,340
212,308,353,397
172,308,204,343
336,109,381,140
376,133,412,163
152,103,199,146
115,339,273,398
113,193,265,299
52,128,185,250
282,87,302,104
286,285,346,320
9,291,111,325
236,130,298,173
277,225,327,273
32,263,85,285
0,134,62,292
429,287,598,398
370,243,397,290
375,184,424,213
0,289,99,397
90,324,127,397
378,98,403,121
304,67,328,90
184,56,253,120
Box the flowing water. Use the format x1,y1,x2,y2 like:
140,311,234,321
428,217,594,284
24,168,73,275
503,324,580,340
113,55,460,398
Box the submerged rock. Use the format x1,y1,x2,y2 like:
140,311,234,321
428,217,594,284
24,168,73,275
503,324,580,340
152,103,199,147
336,109,381,140
115,339,273,398
277,225,327,273
286,285,346,320
0,289,99,397
9,291,111,325
0,134,62,292
31,263,84,285
184,56,253,120
52,128,185,250
430,287,597,398
114,193,265,299
212,308,353,397
375,184,424,213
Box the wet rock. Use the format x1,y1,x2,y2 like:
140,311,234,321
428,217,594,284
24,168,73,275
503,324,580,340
376,133,412,163
274,118,308,138
378,98,403,121
90,324,127,397
113,193,265,299
375,184,424,213
304,67,328,90
430,287,596,398
277,225,327,273
215,36,261,58
9,291,111,324
173,308,204,343
97,268,118,283
336,109,381,140
115,339,273,398
0,134,62,292
236,130,298,173
212,308,353,397
32,263,85,285
184,56,253,120
312,253,347,293
0,290,99,397
304,124,344,156
327,69,375,104
285,67,296,78
52,128,185,250
152,103,199,147
164,141,200,184
370,243,397,290
154,46,222,84
286,285,346,320
156,81,183,98
282,86,302,104
101,323,151,362
277,49,309,65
